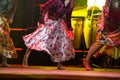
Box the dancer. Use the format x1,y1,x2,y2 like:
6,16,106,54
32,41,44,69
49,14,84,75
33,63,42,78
83,0,120,71
22,0,75,70
0,0,17,67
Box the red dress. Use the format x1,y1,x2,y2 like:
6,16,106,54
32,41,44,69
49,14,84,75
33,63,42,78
23,0,75,62
95,0,120,57
96,0,120,47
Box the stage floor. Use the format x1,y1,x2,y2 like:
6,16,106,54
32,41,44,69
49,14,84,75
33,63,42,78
0,64,120,80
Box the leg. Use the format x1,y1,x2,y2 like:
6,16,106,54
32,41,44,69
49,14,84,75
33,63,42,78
57,62,64,70
22,48,32,67
83,43,104,71
2,56,10,67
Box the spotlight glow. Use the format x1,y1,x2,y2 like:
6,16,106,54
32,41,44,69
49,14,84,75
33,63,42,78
87,0,106,10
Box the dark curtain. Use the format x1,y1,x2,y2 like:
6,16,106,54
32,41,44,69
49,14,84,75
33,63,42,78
9,0,48,64
11,0,47,28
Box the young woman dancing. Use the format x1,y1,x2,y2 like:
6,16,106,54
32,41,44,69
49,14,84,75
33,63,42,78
0,0,17,67
83,0,120,71
22,0,75,70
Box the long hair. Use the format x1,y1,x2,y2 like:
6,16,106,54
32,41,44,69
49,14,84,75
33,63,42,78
103,0,120,32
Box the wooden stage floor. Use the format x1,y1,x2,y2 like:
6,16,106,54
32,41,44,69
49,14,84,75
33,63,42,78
0,64,120,80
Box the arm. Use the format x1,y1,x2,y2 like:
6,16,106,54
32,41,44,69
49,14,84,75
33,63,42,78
65,9,73,30
97,6,106,32
7,0,17,19
65,0,75,30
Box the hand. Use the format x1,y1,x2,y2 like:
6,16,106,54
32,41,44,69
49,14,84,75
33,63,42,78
8,19,13,24
97,26,103,32
37,4,44,9
68,27,73,31
37,22,44,28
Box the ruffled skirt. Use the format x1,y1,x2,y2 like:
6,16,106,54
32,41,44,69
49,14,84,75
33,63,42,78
23,18,75,62
0,16,17,58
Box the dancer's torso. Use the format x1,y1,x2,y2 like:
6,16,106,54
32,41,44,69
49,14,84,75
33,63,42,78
104,0,120,32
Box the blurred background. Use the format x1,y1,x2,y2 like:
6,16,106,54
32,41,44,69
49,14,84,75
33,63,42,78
2,0,120,69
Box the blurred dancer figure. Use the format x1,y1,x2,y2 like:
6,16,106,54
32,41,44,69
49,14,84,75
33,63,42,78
22,0,75,70
0,0,17,67
83,0,120,71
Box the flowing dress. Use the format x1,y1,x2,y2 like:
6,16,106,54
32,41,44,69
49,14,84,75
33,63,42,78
0,16,17,58
23,14,75,62
95,0,120,57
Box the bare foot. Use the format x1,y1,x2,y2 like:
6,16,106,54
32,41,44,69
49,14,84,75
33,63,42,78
22,64,28,68
57,67,65,70
2,64,11,68
83,59,93,71
22,59,28,68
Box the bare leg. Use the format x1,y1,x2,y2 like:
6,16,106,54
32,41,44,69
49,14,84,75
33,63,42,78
22,48,32,67
57,62,64,70
83,43,104,71
2,56,10,67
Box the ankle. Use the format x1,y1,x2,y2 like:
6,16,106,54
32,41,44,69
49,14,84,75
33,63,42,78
83,58,93,71
57,62,64,70
2,56,7,64
22,58,28,67
2,63,10,67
